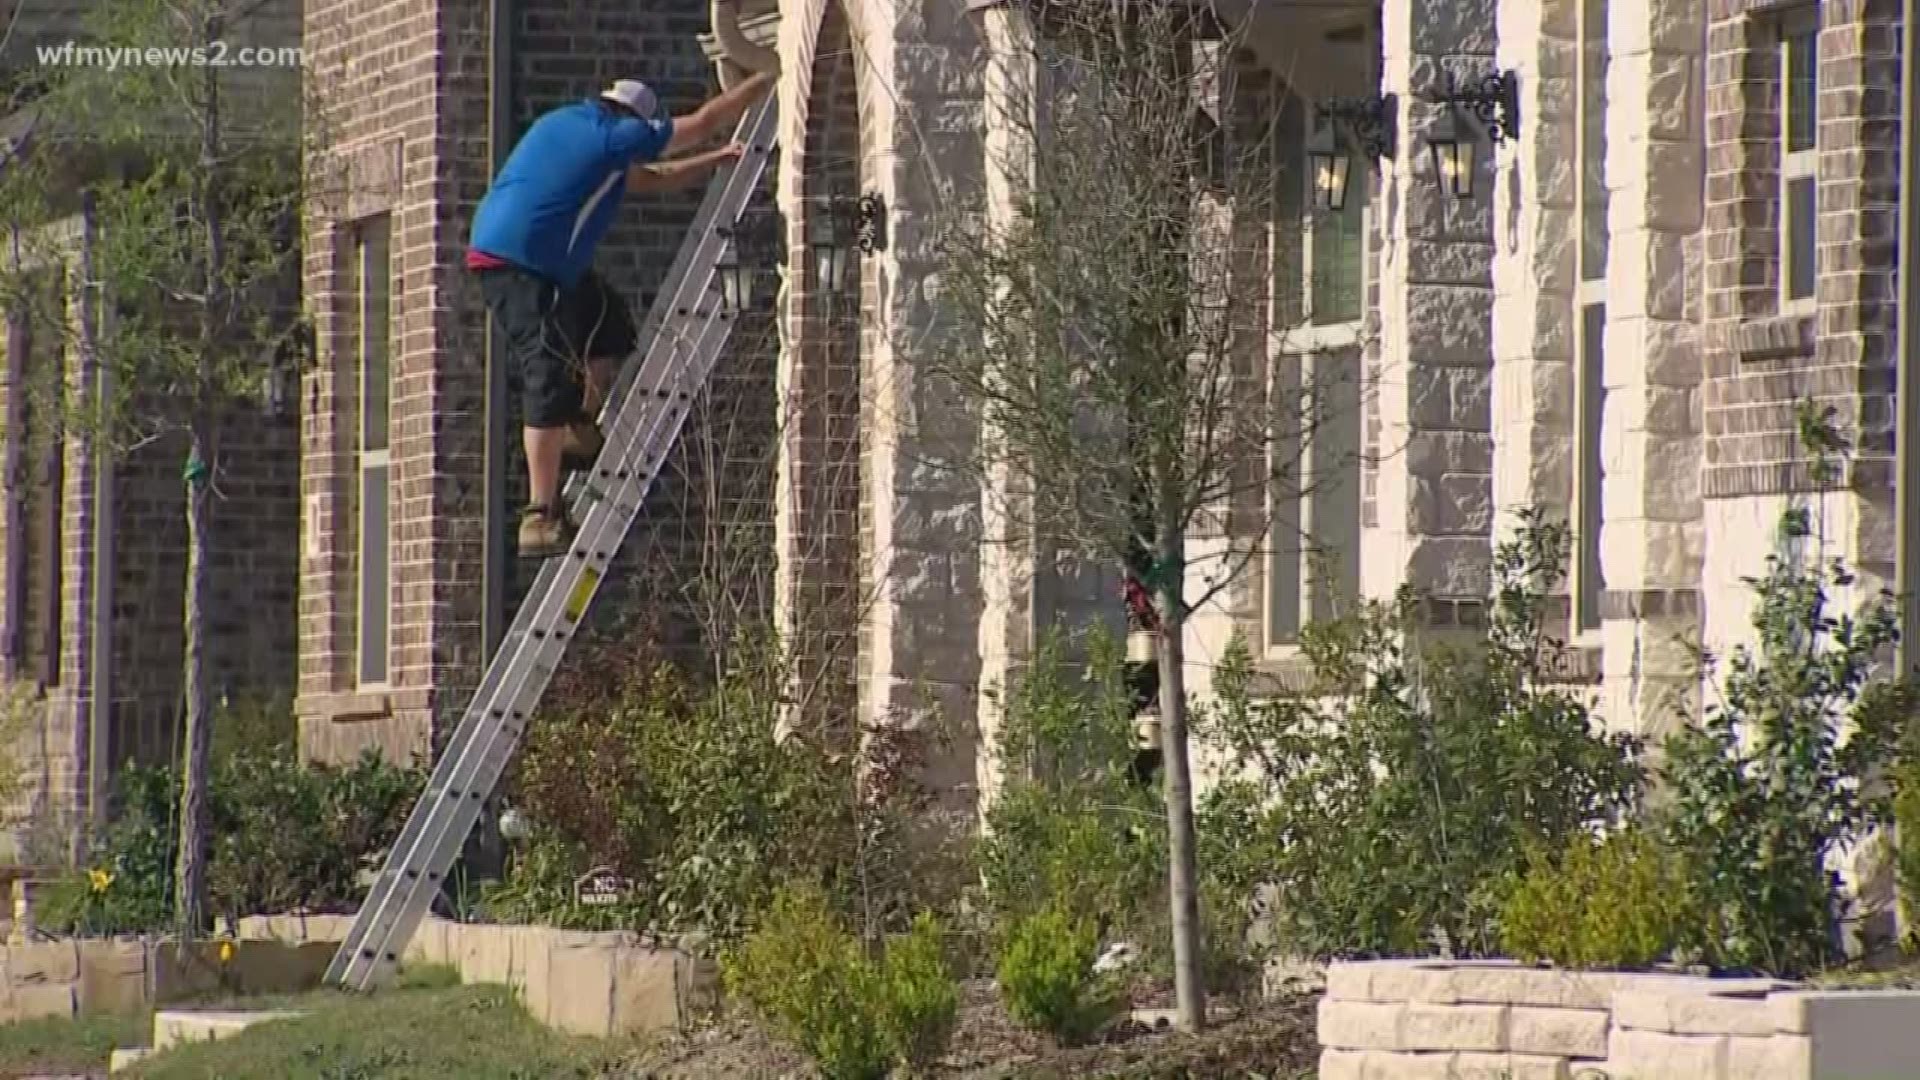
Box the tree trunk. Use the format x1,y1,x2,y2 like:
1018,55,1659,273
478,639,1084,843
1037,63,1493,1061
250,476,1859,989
174,23,225,943
1154,505,1204,1030
175,419,215,939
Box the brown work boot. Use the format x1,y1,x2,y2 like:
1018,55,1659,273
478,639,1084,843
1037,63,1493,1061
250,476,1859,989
560,419,605,472
518,503,575,559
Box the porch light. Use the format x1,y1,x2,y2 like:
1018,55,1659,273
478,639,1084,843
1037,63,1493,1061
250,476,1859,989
1309,92,1396,213
1307,117,1351,213
1423,70,1520,201
716,205,784,313
1426,105,1477,199
810,191,886,298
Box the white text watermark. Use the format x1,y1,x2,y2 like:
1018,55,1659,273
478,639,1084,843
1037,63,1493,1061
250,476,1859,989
35,41,304,71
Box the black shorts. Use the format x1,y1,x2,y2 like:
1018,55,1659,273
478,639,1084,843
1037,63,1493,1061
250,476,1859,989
477,265,638,428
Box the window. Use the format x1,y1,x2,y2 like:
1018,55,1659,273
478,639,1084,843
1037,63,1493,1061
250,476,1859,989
11,272,66,687
1267,123,1366,649
1572,0,1609,633
1779,10,1818,313
352,217,392,687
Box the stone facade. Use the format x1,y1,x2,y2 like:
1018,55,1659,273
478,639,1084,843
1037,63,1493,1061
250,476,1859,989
291,0,1911,809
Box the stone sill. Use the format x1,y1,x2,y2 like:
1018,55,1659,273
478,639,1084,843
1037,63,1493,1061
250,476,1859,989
1320,958,1920,1080
1738,314,1815,362
293,689,392,722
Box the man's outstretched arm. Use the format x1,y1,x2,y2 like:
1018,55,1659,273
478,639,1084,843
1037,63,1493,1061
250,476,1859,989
663,70,775,156
627,143,746,193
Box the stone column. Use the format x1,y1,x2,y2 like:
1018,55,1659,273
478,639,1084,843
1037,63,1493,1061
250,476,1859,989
1369,0,1498,614
855,0,987,802
1596,0,1706,739
1489,0,1603,687
971,0,1042,812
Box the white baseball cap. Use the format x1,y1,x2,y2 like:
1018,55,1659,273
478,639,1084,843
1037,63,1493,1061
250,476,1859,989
600,79,660,120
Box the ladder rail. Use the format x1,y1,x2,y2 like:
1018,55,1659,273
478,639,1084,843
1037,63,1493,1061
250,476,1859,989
325,97,778,989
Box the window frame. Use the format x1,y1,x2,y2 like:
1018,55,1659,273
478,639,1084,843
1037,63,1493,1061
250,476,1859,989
1778,6,1819,317
1571,0,1610,636
352,216,393,690
1265,128,1368,657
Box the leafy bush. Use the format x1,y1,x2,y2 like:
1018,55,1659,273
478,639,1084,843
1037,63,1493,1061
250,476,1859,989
42,748,424,936
996,904,1125,1046
723,886,959,1080
499,629,957,944
1894,755,1920,951
977,629,1167,953
1500,826,1700,969
1658,503,1919,977
1197,512,1646,960
878,913,961,1074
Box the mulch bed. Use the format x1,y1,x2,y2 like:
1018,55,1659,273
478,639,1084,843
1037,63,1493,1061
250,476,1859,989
616,982,1320,1080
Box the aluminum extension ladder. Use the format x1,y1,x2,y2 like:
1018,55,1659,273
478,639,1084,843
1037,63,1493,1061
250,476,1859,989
324,95,779,991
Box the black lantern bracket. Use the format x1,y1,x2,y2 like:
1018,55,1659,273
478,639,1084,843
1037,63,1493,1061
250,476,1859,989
1429,69,1521,146
855,191,887,255
1314,91,1397,163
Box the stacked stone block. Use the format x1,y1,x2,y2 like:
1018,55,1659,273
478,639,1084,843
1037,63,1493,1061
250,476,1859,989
1321,958,1920,1080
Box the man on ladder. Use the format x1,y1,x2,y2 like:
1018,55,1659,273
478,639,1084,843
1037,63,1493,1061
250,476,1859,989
468,69,776,558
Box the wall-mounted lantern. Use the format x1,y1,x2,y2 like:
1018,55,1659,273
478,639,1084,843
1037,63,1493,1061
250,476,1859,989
715,204,784,313
1423,69,1520,200
808,191,888,298
1308,92,1396,213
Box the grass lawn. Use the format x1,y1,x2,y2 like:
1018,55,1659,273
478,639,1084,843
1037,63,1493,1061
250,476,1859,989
0,965,615,1080
122,981,618,1080
0,1008,147,1077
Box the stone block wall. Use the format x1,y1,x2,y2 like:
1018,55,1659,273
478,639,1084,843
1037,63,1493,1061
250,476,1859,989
1320,959,1920,1080
239,912,717,1037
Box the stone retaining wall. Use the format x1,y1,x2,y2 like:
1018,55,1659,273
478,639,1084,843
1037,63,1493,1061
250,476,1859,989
0,937,332,1026
237,913,717,1038
1320,959,1920,1080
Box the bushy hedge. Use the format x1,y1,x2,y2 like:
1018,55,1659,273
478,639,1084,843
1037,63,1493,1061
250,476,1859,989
43,748,424,936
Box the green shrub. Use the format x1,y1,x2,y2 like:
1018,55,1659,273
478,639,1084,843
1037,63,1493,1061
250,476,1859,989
1894,755,1920,952
1656,406,1920,978
503,630,955,944
42,748,424,936
878,913,961,1075
1195,511,1646,960
977,629,1167,953
723,886,959,1080
1500,827,1699,969
996,904,1124,1046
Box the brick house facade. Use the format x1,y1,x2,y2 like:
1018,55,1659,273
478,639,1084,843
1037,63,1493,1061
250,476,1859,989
296,0,1913,823
0,0,304,858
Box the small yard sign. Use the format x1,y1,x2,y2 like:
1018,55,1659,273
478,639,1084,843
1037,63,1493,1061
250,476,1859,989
574,865,633,907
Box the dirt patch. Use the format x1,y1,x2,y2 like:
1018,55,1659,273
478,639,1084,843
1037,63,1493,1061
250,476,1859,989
615,983,1319,1080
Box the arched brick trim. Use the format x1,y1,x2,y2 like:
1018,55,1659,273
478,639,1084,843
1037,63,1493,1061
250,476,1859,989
776,0,869,739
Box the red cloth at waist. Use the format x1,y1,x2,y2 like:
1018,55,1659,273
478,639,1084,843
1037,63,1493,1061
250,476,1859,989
466,249,510,271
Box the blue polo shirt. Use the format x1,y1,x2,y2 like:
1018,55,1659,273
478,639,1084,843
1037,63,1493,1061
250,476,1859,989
469,100,674,287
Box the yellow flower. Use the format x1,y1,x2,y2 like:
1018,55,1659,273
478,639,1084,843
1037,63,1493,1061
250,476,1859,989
218,940,235,964
87,868,113,894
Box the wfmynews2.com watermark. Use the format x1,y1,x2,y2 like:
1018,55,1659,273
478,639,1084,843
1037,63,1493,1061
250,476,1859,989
36,41,304,70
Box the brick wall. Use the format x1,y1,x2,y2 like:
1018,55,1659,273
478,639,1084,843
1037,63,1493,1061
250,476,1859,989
1702,0,1902,507
300,0,778,762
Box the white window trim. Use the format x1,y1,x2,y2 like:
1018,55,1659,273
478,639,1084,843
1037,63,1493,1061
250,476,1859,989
1779,7,1819,317
1264,162,1367,659
354,221,392,690
1571,0,1608,641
